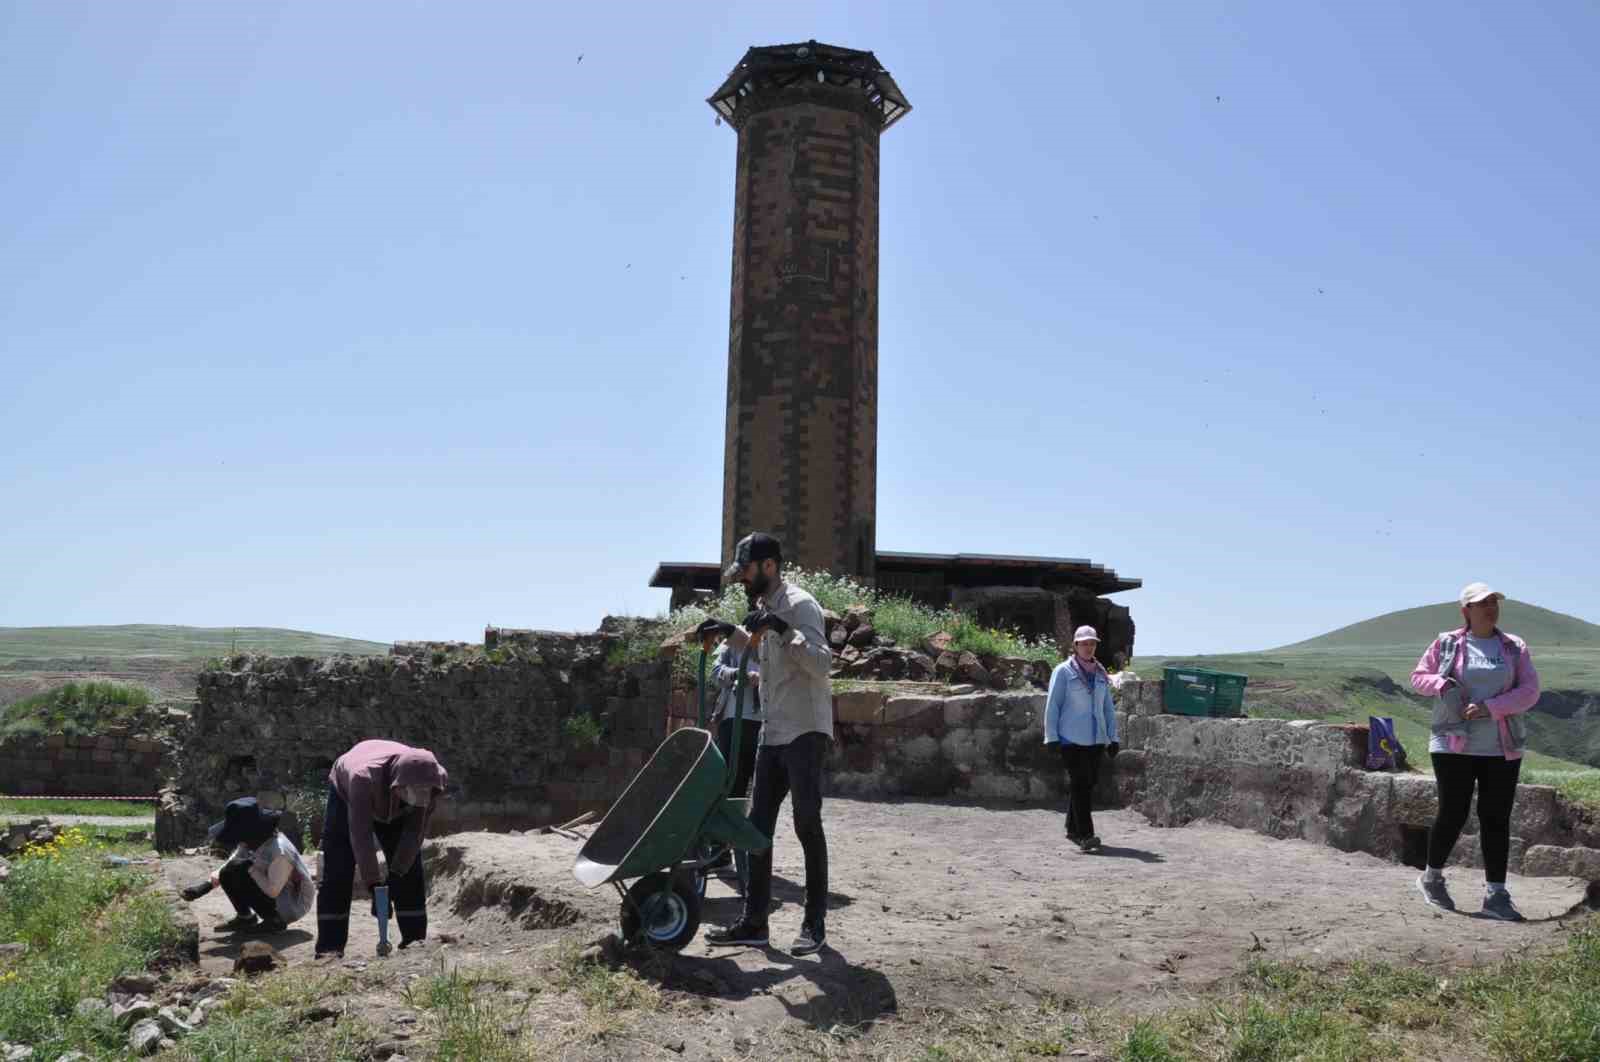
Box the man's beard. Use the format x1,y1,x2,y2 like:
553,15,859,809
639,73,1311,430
746,571,772,602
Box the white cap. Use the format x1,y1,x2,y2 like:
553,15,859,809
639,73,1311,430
1072,625,1100,643
1460,582,1504,607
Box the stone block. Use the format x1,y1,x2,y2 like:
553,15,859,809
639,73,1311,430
91,748,116,763
889,733,941,767
1120,713,1157,751
1508,785,1559,842
45,734,66,749
1386,774,1438,827
941,694,993,728
880,697,944,733
834,690,887,726
968,773,1029,802
841,739,877,773
1007,730,1054,773
995,692,1045,729
937,728,979,770
1522,845,1600,881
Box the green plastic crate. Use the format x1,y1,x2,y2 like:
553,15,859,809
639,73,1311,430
1162,667,1248,718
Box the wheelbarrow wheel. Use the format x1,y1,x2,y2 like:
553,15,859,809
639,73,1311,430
619,872,702,952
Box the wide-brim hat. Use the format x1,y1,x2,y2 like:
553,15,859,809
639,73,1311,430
207,797,280,848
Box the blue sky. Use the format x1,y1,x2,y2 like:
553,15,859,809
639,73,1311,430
3,2,1596,654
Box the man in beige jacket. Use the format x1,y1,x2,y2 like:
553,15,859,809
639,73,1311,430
697,532,834,955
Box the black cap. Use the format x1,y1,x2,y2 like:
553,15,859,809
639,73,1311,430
724,532,782,579
206,797,281,849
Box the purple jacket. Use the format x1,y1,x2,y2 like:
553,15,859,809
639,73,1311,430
1409,627,1539,761
329,740,448,884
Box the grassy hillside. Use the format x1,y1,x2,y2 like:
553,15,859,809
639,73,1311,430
0,624,387,665
1280,599,1600,652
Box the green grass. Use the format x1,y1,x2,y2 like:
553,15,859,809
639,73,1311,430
0,828,185,1057
0,681,152,738
402,961,526,1061
1522,768,1600,813
1118,1018,1181,1061
173,968,373,1062
0,624,387,666
0,797,154,817
1124,919,1600,1061
561,711,604,747
606,567,1061,680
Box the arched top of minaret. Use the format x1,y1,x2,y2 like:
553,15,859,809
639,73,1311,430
707,40,911,132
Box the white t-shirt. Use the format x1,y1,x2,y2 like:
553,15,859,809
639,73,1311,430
243,833,316,922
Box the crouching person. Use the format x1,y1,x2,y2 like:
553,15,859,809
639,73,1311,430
186,797,315,934
315,739,449,958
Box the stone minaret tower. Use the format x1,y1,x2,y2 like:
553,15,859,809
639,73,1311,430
708,41,911,583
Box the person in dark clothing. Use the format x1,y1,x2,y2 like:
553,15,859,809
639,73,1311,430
315,739,448,957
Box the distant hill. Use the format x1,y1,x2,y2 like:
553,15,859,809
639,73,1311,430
1141,599,1600,775
1277,600,1600,652
0,624,388,665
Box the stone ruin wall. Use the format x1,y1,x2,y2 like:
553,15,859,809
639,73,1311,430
0,727,168,798
151,629,1600,895
154,630,669,850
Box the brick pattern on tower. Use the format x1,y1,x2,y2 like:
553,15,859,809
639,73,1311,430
711,44,909,584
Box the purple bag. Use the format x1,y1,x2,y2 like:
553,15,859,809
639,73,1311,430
1367,716,1403,770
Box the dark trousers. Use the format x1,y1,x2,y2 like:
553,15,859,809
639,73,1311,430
314,785,429,955
219,860,279,922
744,732,830,928
718,717,762,798
1060,743,1103,839
1429,753,1521,881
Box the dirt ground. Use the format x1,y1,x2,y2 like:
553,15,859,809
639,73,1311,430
162,798,1593,1059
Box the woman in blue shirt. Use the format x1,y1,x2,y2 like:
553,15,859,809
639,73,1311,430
1042,626,1120,851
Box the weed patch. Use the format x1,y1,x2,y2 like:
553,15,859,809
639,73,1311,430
398,961,526,1061
0,828,184,1056
606,568,1063,683
0,681,153,738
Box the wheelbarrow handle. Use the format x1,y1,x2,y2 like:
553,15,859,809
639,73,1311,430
723,641,760,798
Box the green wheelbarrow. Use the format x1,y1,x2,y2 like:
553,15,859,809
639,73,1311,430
571,636,768,950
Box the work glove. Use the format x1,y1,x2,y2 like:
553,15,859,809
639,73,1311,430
180,879,215,902
742,609,790,637
695,618,736,641
1107,742,1120,760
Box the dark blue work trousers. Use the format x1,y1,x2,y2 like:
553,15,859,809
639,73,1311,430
314,785,428,955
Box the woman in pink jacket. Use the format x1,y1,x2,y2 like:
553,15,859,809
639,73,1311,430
1410,583,1540,921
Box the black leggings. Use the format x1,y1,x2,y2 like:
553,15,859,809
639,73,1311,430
1060,743,1103,839
219,860,279,922
1428,753,1521,881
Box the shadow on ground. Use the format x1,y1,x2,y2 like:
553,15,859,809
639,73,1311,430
640,945,897,1031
